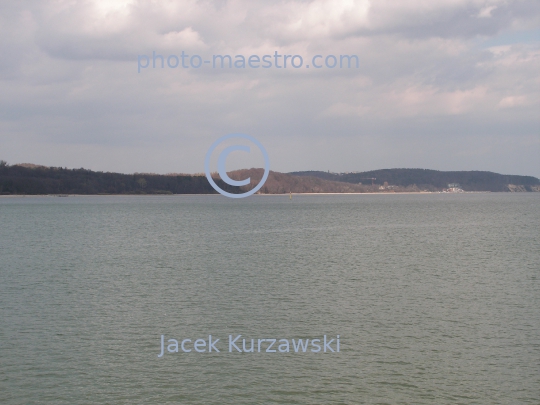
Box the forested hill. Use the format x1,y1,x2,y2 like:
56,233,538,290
2,163,539,195
289,169,540,192
0,164,236,195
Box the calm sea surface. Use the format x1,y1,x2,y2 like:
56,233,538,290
1,194,539,404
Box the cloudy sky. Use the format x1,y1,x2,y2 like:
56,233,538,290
1,0,539,176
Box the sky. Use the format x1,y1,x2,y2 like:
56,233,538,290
1,0,539,177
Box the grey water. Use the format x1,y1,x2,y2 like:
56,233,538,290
1,194,539,404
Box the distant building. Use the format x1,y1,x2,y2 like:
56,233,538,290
446,183,464,193
378,181,395,190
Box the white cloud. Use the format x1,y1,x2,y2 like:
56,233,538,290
161,27,206,48
478,5,497,18
497,95,528,108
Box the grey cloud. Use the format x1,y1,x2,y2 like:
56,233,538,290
0,0,538,177
28,1,540,61
363,1,540,39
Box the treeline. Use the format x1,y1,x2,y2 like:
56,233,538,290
2,162,538,195
290,169,540,192
0,164,237,195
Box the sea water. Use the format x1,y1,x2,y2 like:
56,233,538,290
1,194,539,404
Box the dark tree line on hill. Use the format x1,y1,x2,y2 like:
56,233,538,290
0,164,238,195
2,162,539,195
290,169,540,192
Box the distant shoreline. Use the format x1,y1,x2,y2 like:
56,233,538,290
2,165,538,194
0,191,498,198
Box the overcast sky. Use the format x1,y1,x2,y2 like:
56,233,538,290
1,0,539,176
